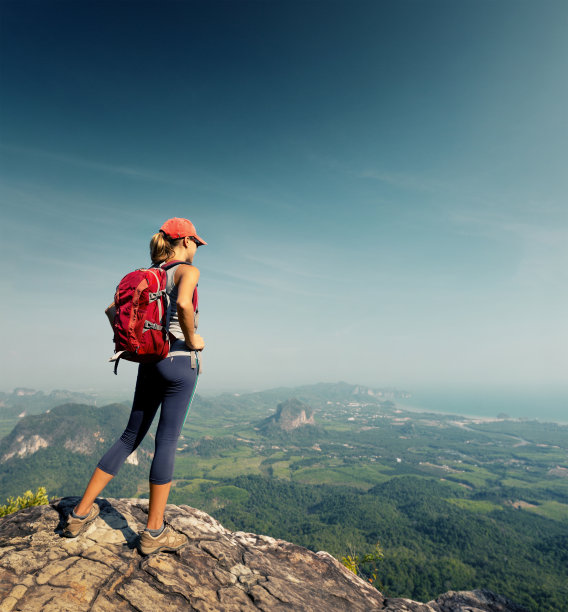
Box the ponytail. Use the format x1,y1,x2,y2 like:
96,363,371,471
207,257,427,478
150,231,181,264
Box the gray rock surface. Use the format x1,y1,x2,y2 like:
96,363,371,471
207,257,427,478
0,498,527,612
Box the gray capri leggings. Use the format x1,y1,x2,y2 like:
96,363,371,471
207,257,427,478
97,354,198,484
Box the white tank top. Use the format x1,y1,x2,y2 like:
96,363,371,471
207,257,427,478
164,264,198,340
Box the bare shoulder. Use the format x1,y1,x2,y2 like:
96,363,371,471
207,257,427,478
174,263,200,284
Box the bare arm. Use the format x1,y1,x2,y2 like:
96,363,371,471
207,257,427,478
175,265,204,350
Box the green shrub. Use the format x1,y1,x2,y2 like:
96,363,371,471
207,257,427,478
0,487,49,517
341,542,384,587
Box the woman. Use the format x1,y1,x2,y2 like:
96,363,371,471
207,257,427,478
63,217,206,555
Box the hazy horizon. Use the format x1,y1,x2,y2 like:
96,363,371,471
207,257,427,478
2,1,566,394
2,379,567,424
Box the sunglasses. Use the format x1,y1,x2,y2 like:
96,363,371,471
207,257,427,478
189,236,201,247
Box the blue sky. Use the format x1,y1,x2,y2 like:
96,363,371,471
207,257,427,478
1,0,566,395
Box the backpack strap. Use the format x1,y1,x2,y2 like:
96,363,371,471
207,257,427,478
158,261,199,342
109,350,126,375
159,260,193,271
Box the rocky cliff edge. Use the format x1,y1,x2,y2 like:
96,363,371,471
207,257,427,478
0,498,527,612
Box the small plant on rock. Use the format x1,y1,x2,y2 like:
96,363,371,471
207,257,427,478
341,542,384,588
0,487,49,517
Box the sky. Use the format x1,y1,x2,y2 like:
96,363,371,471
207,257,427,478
1,0,567,397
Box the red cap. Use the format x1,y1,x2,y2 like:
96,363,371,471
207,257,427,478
160,218,207,245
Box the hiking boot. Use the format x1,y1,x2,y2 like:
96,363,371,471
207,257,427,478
138,523,188,555
62,503,100,538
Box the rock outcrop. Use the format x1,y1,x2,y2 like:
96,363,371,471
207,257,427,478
0,498,527,612
259,399,316,433
0,404,138,463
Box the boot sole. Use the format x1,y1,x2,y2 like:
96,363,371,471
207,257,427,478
62,522,96,538
138,541,187,555
62,507,100,538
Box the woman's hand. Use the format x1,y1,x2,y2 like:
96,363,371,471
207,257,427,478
186,334,205,351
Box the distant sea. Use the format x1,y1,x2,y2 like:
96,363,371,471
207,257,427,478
398,385,568,424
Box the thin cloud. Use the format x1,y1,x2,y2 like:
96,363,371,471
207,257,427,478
450,207,568,289
357,168,449,194
1,144,304,215
0,144,181,184
17,253,113,276
307,151,451,194
243,253,331,280
203,265,335,300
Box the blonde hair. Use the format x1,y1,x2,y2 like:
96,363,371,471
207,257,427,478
149,232,182,264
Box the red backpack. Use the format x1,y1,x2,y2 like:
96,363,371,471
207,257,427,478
106,261,194,374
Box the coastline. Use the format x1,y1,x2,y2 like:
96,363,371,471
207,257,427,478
394,401,568,426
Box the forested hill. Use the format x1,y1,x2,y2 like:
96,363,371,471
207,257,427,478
0,403,153,499
211,381,408,414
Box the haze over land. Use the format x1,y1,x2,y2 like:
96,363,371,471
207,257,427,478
1,0,567,395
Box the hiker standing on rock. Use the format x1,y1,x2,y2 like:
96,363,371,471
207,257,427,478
63,217,206,555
